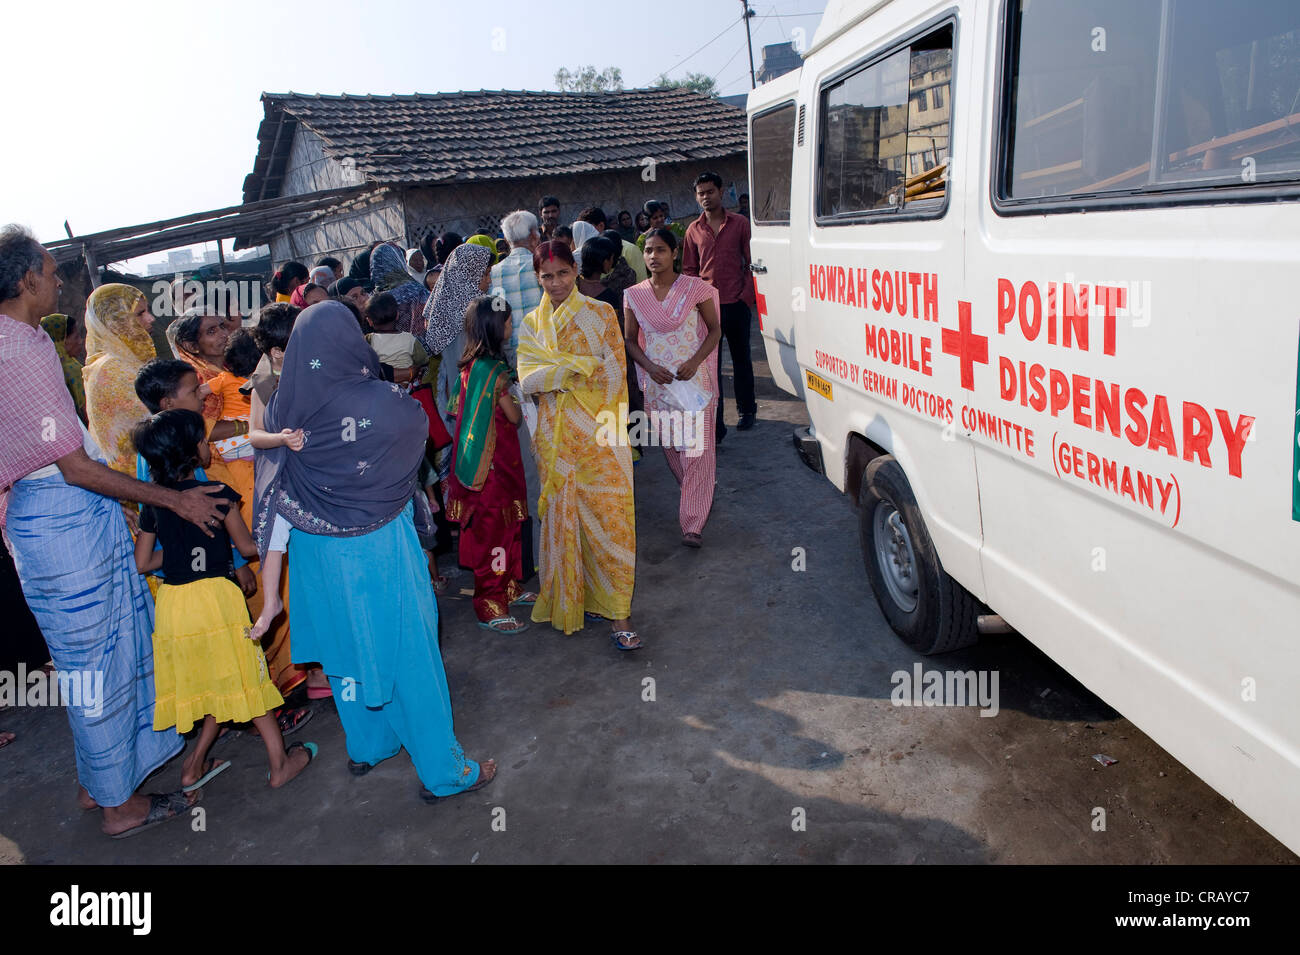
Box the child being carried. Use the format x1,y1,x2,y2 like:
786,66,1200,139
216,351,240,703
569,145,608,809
365,292,431,389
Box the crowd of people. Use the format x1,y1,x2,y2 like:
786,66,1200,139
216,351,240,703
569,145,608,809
0,173,757,839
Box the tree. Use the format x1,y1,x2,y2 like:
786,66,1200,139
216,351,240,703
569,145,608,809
555,66,624,93
654,72,718,97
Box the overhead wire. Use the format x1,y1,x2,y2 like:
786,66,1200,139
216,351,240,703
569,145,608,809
659,13,744,79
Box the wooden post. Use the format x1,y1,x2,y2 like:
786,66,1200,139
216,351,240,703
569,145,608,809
216,240,227,280
82,244,101,289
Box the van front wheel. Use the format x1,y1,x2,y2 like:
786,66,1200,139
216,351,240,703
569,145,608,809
858,456,978,655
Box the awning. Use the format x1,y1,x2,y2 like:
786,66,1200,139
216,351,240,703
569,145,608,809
45,185,376,267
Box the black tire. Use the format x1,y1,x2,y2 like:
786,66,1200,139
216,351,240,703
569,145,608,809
858,456,978,655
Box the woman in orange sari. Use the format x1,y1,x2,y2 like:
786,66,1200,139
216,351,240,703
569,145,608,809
169,309,326,706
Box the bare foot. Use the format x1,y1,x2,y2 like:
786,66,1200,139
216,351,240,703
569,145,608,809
77,784,99,811
268,743,314,788
248,593,283,641
0,731,14,751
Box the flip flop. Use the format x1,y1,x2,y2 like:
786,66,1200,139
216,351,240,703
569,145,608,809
478,616,529,634
268,741,317,785
110,790,199,840
610,630,643,651
275,705,314,737
681,533,703,548
306,685,333,700
182,758,231,793
511,591,538,607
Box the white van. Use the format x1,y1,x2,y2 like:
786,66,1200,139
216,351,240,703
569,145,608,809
749,0,1300,854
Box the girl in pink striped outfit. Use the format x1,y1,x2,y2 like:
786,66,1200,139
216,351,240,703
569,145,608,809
623,228,723,547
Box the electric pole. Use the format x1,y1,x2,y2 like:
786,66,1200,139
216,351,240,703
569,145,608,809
741,1,757,88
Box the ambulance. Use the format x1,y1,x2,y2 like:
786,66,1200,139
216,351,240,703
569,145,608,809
748,0,1300,853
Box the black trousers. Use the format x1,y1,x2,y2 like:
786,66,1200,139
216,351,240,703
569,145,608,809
715,300,757,429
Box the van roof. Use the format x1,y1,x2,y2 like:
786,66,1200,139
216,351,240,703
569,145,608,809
747,63,801,111
809,0,894,56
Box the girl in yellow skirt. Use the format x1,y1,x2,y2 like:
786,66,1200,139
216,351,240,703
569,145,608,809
132,409,316,790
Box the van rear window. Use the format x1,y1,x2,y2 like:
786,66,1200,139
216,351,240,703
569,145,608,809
1003,0,1300,202
751,103,797,224
816,25,953,220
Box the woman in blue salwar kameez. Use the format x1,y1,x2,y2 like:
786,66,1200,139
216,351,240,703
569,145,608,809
254,301,495,799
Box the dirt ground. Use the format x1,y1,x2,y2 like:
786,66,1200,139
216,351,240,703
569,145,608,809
0,327,1294,864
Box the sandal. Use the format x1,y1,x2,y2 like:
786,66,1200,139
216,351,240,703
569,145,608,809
431,575,449,595
681,533,702,548
181,758,231,793
110,790,199,840
610,630,643,651
420,759,497,803
275,706,314,737
511,591,538,607
348,759,375,776
478,616,529,634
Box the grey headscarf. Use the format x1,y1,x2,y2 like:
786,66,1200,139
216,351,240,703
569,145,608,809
420,243,492,357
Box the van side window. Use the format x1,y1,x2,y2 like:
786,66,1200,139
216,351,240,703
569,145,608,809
816,25,952,221
1004,0,1300,202
751,103,797,224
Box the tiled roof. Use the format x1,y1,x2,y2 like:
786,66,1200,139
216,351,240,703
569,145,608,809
243,89,747,203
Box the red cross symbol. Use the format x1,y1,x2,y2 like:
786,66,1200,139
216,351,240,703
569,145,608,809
941,300,988,391
754,279,767,332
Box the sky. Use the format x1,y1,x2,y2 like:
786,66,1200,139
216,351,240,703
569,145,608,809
4,0,827,269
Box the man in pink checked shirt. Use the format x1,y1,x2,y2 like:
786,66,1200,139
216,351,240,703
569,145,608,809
0,224,226,839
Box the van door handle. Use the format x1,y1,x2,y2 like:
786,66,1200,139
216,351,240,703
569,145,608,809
750,263,768,274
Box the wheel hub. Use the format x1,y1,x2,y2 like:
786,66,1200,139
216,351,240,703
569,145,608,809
874,504,919,613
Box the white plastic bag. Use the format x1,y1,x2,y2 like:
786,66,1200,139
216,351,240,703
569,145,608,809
661,375,710,414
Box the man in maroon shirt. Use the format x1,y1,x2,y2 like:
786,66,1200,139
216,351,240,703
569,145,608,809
683,172,757,437
538,195,561,243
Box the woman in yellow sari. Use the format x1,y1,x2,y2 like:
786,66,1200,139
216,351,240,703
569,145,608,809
518,241,641,650
83,284,156,477
41,313,87,422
